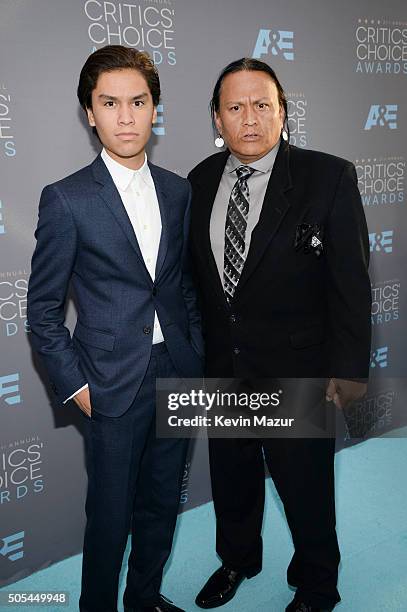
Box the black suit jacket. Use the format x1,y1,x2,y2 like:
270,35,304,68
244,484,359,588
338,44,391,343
188,139,371,379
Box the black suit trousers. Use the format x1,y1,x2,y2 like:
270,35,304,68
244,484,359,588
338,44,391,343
209,436,341,609
79,343,188,612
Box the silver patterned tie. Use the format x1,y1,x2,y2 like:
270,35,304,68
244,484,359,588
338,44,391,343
223,165,255,301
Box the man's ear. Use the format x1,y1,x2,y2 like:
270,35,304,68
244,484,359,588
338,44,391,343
152,105,158,125
279,105,285,130
86,107,95,127
214,112,223,135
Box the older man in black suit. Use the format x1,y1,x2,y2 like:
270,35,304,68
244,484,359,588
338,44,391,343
188,58,371,612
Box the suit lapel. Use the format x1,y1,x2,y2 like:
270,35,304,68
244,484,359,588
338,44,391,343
235,141,293,296
148,162,169,281
92,154,172,284
91,155,148,271
194,152,229,305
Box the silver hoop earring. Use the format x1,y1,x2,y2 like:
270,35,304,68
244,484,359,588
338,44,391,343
214,135,224,148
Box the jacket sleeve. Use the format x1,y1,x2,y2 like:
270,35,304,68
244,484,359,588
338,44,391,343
181,181,204,358
325,162,372,378
27,184,88,401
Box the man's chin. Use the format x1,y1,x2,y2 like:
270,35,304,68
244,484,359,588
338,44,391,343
107,146,145,160
230,145,268,163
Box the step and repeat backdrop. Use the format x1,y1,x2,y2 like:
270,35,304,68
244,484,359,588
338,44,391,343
0,0,406,587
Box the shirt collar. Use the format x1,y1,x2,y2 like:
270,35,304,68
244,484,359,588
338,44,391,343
101,148,153,192
226,140,280,175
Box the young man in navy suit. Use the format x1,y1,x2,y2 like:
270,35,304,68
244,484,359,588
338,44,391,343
27,45,203,612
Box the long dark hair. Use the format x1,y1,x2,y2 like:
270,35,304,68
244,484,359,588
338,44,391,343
210,57,289,140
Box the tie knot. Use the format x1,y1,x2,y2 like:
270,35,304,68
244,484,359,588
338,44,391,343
236,165,254,180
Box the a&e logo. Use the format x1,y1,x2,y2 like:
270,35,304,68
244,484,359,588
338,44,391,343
364,105,398,130
0,531,25,561
370,346,389,369
252,28,294,60
0,373,21,405
369,230,394,253
152,104,165,136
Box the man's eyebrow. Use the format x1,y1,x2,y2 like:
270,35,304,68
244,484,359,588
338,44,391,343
98,93,149,101
223,97,272,105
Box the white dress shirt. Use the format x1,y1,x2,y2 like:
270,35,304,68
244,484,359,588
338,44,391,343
65,148,164,403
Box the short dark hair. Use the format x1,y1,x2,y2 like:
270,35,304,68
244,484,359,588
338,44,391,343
210,57,289,140
77,45,160,110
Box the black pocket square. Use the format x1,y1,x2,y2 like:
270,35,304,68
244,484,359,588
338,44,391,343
294,224,324,257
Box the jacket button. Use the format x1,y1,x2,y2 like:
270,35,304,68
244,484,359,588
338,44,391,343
143,326,152,335
229,314,237,324
233,347,240,355
152,287,157,296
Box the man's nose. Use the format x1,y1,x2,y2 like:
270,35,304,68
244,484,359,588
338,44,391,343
243,107,257,125
118,105,135,125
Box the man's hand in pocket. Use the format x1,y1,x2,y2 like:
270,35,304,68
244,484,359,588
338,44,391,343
73,386,92,417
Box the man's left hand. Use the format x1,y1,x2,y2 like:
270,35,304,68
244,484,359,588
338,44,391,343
326,378,367,409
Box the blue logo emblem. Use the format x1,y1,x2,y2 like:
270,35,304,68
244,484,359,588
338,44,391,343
364,105,398,130
370,346,388,369
152,104,165,136
252,29,294,60
0,531,25,561
0,373,21,405
369,230,393,253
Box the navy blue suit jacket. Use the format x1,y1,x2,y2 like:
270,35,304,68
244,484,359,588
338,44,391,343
28,154,204,416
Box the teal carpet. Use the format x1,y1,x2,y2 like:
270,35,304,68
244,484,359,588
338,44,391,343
1,434,406,611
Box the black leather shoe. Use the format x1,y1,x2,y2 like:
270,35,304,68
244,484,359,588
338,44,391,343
126,594,185,612
285,597,333,612
195,565,247,608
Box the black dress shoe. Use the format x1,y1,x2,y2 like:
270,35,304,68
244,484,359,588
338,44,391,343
127,593,185,612
195,565,247,608
285,597,333,612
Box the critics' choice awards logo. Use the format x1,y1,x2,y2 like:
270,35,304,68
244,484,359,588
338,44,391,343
370,345,389,369
371,280,400,325
0,373,21,405
0,84,16,157
356,157,405,206
0,270,30,338
344,389,394,439
369,230,394,253
355,18,407,74
364,105,398,130
0,531,25,561
84,0,176,65
152,104,165,135
287,93,307,148
0,437,45,505
252,26,294,60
